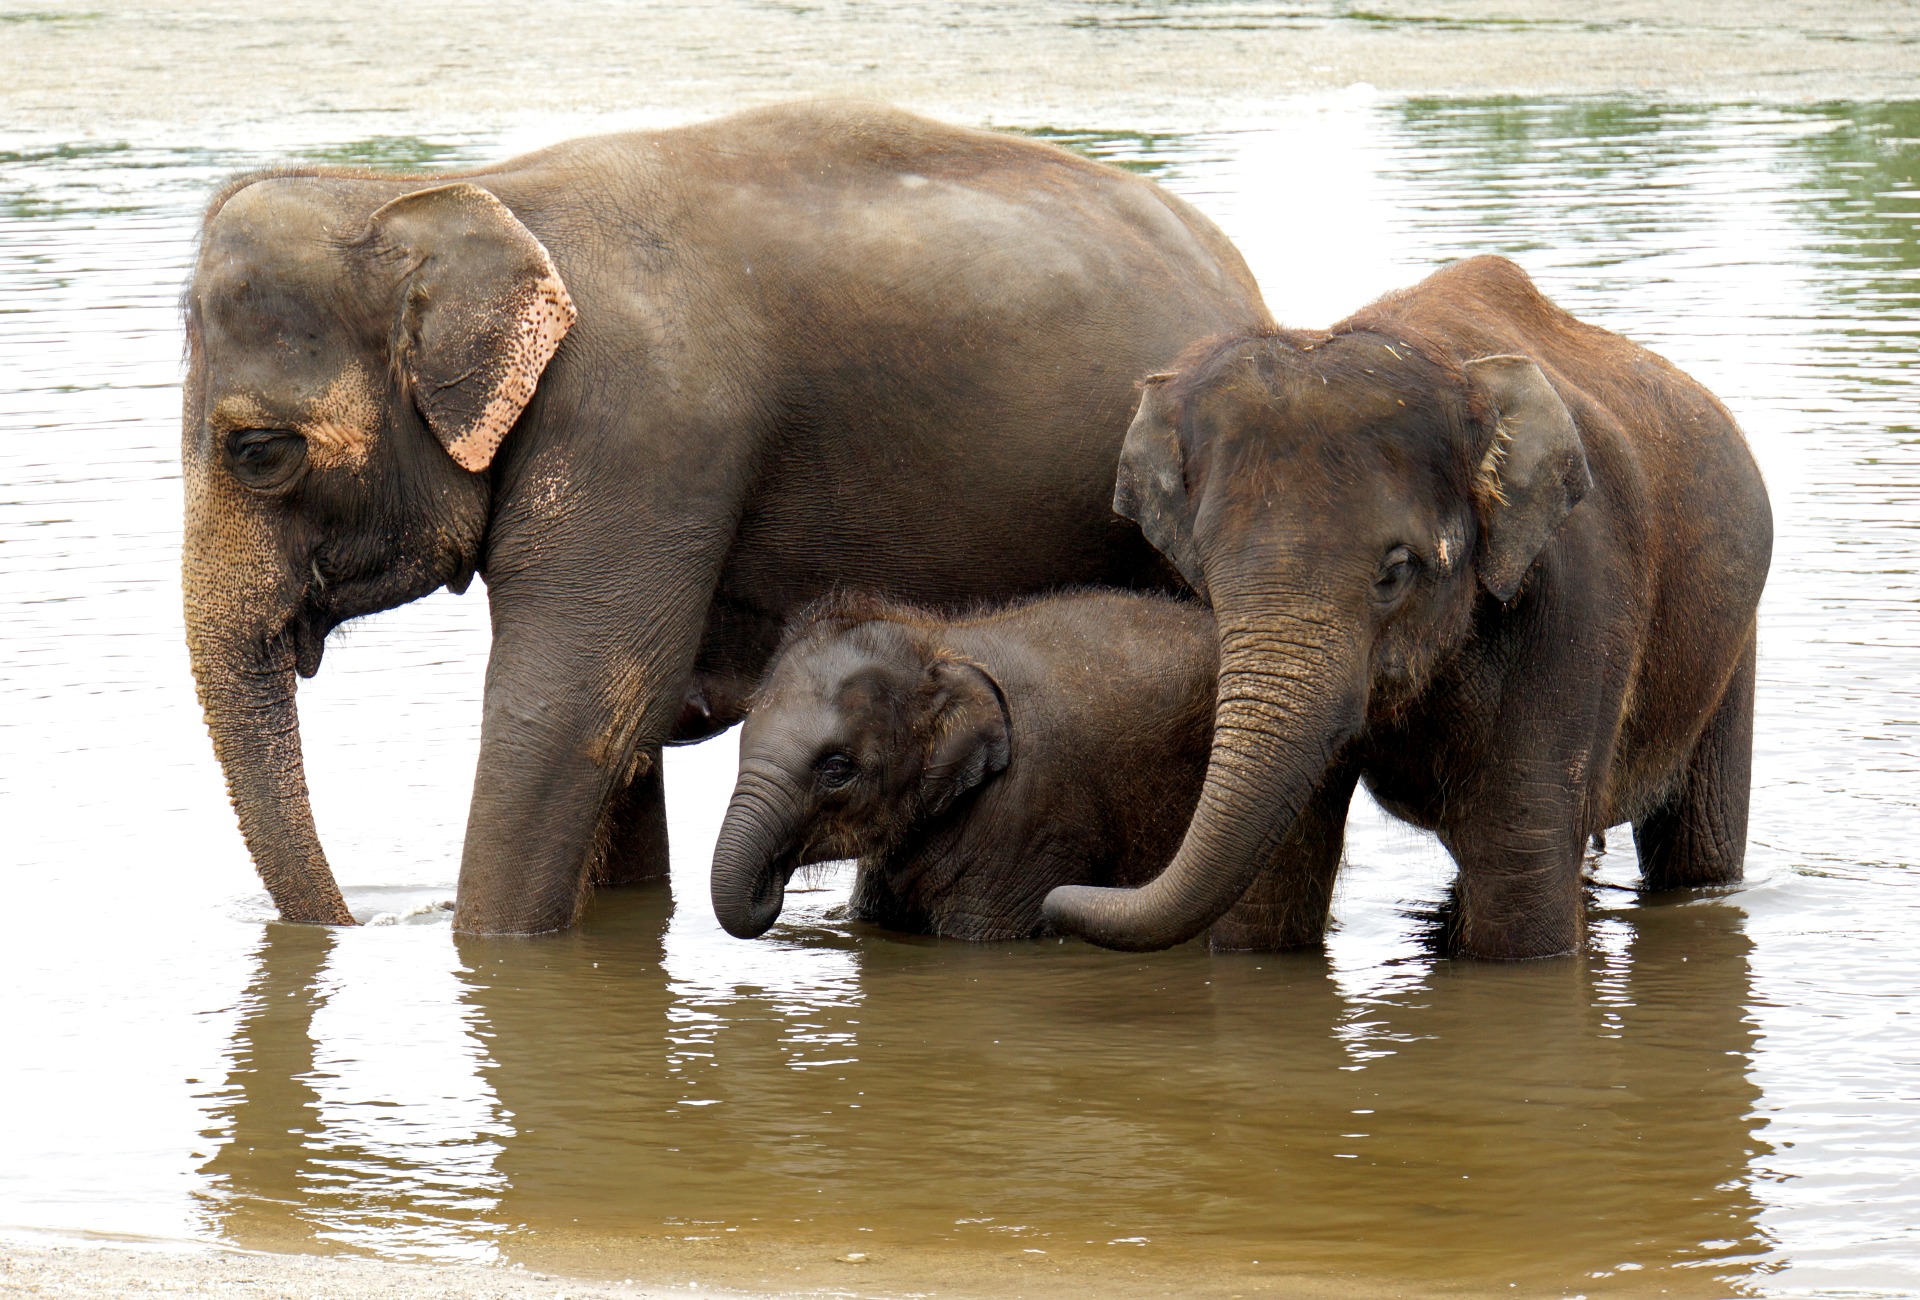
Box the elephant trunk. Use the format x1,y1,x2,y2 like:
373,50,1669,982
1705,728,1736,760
182,449,353,926
710,760,808,939
187,620,354,925
1043,606,1361,951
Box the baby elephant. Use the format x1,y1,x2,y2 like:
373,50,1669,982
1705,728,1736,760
708,591,1215,941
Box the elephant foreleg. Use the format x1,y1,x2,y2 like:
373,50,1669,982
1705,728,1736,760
595,745,672,889
1440,762,1587,960
1209,764,1359,952
1634,630,1755,891
454,556,724,935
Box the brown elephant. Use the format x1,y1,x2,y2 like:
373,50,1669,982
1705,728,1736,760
708,590,1218,942
1044,256,1772,959
181,101,1269,933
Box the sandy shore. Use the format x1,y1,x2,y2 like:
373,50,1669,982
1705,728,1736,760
2,0,1916,142
0,1234,1403,1300
0,1238,773,1300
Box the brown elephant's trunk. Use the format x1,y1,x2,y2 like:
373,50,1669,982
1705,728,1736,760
1043,607,1361,951
709,760,807,939
186,595,354,927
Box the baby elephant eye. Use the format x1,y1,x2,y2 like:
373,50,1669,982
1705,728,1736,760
815,752,859,789
225,428,307,488
1373,545,1419,606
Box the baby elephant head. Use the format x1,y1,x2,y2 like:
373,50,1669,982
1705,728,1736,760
710,613,1012,939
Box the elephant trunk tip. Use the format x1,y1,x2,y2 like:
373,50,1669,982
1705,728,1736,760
1042,883,1201,952
710,857,788,939
714,890,784,941
294,899,360,927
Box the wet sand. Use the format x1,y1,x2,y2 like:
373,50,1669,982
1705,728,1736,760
2,0,1915,140
0,1236,1387,1300
0,1239,771,1299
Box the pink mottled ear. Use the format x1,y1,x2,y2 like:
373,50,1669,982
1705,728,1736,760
366,183,576,472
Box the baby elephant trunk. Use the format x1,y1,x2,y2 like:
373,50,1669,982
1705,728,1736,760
709,760,809,939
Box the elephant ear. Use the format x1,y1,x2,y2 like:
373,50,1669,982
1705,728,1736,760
1114,381,1209,601
919,656,1012,818
1465,354,1593,603
366,182,576,473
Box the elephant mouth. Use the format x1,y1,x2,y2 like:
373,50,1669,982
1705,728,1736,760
282,551,459,680
282,552,407,679
278,597,335,680
292,618,326,679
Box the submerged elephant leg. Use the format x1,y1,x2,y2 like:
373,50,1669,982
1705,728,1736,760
1444,831,1586,960
596,745,671,889
1209,764,1359,953
1438,752,1589,960
455,551,724,935
1634,631,1755,891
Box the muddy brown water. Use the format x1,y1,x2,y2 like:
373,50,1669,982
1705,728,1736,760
2,99,1917,1297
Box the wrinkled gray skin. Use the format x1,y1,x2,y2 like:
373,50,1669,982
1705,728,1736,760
710,591,1224,942
1046,256,1772,959
180,101,1270,933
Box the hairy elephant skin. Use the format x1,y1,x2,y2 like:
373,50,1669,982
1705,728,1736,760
1044,255,1773,960
710,591,1219,942
178,101,1272,933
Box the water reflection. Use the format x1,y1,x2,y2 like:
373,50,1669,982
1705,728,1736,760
197,919,508,1262
193,892,1765,1295
197,926,337,1251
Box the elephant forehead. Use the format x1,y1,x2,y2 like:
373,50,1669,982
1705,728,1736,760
204,356,374,429
194,286,363,419
831,677,887,716
201,175,388,263
194,255,353,363
743,698,850,759
1197,369,1461,489
193,192,388,466
193,180,390,359
761,659,908,737
1263,364,1431,435
198,191,349,312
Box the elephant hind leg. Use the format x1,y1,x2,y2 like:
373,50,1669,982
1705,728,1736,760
1633,633,1756,891
1209,765,1358,953
594,745,672,889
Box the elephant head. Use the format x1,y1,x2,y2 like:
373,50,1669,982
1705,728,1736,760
710,609,1011,940
182,176,575,923
1045,331,1589,950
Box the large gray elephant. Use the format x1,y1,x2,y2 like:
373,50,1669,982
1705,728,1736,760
1044,256,1772,959
181,101,1269,933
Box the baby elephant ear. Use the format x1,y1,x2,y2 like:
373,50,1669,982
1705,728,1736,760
1465,354,1593,602
366,183,576,472
920,657,1012,818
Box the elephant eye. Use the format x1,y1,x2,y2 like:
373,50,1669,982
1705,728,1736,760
1372,545,1419,607
815,752,859,790
225,428,307,488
